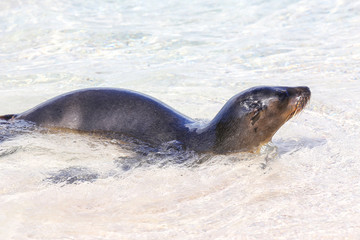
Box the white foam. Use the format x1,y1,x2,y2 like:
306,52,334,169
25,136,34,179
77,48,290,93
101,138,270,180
0,0,360,239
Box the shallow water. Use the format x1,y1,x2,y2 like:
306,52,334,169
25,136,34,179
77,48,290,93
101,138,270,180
1,0,360,239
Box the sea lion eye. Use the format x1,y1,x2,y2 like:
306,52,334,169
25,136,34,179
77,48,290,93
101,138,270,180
249,102,259,109
242,100,260,110
244,100,261,109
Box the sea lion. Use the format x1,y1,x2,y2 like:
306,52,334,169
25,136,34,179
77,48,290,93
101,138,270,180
0,86,310,154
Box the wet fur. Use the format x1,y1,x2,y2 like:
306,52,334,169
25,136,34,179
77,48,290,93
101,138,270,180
0,86,311,154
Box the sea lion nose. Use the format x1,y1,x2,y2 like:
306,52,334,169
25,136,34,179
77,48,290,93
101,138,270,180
287,86,311,98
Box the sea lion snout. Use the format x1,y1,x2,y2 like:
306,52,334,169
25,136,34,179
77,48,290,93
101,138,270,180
287,86,311,99
285,86,311,120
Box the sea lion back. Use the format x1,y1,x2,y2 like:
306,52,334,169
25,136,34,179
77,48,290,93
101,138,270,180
17,88,192,145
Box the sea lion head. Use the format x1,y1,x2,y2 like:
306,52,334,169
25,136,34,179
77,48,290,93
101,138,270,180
212,86,311,153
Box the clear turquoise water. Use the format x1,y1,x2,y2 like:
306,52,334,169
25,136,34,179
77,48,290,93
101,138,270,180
0,0,359,239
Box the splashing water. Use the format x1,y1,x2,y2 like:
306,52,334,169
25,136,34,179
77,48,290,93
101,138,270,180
1,0,360,239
